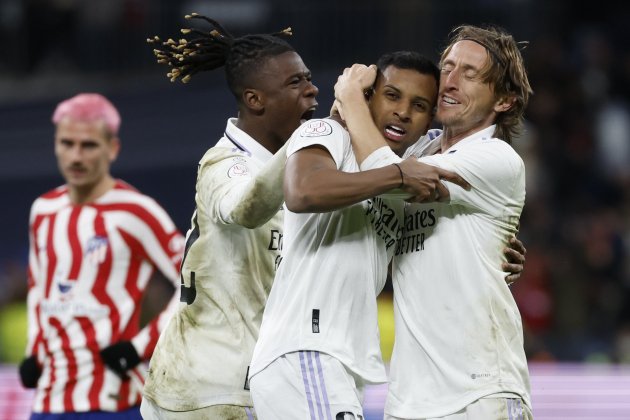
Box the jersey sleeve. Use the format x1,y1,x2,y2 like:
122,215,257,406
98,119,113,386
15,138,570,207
127,198,184,359
286,119,350,169
358,146,412,200
418,139,526,218
25,200,45,359
196,145,287,229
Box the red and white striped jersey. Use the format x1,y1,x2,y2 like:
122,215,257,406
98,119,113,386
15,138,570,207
25,180,184,413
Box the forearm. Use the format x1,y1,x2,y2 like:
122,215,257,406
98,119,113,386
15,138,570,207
25,267,42,356
285,164,403,213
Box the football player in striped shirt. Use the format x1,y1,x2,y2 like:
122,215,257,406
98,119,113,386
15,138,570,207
19,93,185,419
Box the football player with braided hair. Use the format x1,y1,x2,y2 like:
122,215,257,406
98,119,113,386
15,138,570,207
140,14,319,419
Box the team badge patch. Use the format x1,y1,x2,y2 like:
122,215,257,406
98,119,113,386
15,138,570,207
227,161,250,178
57,279,74,296
300,120,333,137
85,235,108,264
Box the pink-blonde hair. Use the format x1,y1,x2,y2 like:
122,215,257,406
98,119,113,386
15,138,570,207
52,93,121,136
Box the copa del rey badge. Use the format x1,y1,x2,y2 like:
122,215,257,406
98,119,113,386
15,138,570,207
300,120,333,137
227,157,250,178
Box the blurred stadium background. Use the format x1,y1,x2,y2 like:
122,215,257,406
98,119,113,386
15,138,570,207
1,0,629,418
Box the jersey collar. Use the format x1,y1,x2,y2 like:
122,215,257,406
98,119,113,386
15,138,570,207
224,118,274,162
437,124,497,154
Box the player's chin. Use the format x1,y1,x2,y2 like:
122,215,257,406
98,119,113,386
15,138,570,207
383,138,403,155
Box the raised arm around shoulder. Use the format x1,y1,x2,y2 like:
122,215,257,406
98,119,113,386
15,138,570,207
284,145,404,213
334,64,388,163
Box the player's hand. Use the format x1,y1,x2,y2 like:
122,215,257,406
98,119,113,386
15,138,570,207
330,99,344,121
19,355,42,389
334,64,377,106
398,158,470,203
503,236,526,285
99,341,141,379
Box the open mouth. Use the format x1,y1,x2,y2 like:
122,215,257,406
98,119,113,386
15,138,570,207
384,124,407,141
300,106,318,123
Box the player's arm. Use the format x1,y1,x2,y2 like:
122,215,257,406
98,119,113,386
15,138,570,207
419,144,526,282
21,271,43,388
100,201,184,379
224,141,289,228
199,143,290,229
284,145,404,213
334,64,390,164
20,208,44,388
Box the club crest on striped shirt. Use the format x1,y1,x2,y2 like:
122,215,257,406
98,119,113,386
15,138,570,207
57,279,74,296
85,235,109,264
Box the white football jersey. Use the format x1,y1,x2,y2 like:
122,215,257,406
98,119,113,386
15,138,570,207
374,126,532,418
250,118,404,385
143,119,284,410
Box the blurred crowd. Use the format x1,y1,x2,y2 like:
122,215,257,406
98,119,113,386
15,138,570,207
0,0,628,364
512,25,630,363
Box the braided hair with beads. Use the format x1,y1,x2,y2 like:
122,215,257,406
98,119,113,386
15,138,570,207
148,14,294,102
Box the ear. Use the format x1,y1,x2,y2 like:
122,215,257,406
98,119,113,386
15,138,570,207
494,95,516,113
109,137,121,162
242,88,264,112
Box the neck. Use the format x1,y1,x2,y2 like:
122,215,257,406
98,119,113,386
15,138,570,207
69,176,115,205
235,117,284,154
440,129,465,152
440,123,494,153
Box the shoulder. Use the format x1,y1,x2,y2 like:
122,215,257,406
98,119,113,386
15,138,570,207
102,182,170,216
287,118,351,165
445,137,524,184
38,185,67,201
97,188,179,235
199,144,254,169
31,185,69,215
294,118,347,139
473,137,524,167
289,118,350,151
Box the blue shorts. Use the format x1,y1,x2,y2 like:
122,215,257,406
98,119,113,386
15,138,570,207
31,406,141,420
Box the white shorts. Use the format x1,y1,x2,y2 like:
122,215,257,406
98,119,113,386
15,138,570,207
250,351,365,420
385,397,532,420
140,396,256,420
